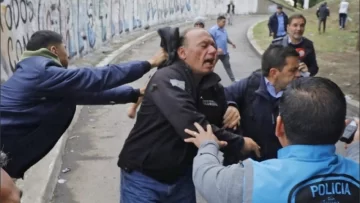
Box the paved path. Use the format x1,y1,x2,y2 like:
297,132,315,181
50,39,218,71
51,15,266,203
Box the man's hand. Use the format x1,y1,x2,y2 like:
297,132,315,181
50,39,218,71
0,168,21,203
270,32,274,37
139,87,146,96
217,48,224,55
223,106,240,129
241,137,261,158
147,48,168,68
231,43,236,49
299,62,308,73
345,118,359,149
184,123,228,148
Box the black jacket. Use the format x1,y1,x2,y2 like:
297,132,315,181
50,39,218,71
272,35,319,76
225,70,281,161
268,12,288,36
316,4,330,20
118,60,244,184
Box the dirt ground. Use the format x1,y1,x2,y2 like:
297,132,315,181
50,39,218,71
253,0,360,101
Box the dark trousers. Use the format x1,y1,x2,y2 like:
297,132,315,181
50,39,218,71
318,18,327,33
120,170,196,203
218,54,235,82
339,13,347,28
273,34,286,39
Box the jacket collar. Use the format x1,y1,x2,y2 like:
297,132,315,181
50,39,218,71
20,48,62,66
254,75,273,101
278,145,336,160
173,60,221,90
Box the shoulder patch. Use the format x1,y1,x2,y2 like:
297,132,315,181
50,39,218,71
169,79,185,90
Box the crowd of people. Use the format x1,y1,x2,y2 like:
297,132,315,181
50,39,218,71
0,5,359,203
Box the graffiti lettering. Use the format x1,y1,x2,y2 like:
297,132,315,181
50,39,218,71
1,0,254,82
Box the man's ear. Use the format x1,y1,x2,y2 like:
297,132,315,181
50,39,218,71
275,115,285,138
49,45,58,56
177,47,186,60
269,67,279,78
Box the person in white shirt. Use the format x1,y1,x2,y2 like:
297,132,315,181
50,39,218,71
339,0,349,29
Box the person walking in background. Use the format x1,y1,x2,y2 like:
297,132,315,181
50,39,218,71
339,0,349,29
209,16,237,82
226,0,235,25
194,17,205,28
268,5,288,39
316,2,330,34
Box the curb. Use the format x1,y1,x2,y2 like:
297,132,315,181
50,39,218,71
246,19,360,115
16,19,199,203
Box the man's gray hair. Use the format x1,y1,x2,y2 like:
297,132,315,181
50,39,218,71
0,151,8,168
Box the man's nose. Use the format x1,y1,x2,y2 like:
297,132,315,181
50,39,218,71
209,46,217,54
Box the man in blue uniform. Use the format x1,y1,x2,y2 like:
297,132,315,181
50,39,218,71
185,76,360,203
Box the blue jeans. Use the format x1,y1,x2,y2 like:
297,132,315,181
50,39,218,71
120,170,196,203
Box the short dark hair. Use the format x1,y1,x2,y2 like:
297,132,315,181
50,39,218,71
277,5,283,9
217,15,226,21
261,45,299,76
26,30,63,51
288,13,307,25
280,77,347,145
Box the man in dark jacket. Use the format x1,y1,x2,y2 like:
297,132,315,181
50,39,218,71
271,14,319,76
118,28,260,203
316,2,330,33
0,30,167,179
268,5,288,39
225,45,302,161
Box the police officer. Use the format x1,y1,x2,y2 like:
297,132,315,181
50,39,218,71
185,77,360,203
272,14,319,76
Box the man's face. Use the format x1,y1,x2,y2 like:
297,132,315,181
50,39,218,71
276,8,282,14
177,29,217,75
273,56,301,90
50,43,69,68
194,23,204,28
217,19,226,28
287,18,306,40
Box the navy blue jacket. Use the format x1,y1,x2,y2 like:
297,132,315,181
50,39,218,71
225,71,281,161
1,51,151,178
268,12,288,36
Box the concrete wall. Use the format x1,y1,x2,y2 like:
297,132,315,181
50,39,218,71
0,0,258,82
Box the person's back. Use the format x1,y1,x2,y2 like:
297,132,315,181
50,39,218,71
188,77,359,203
317,3,329,20
339,0,349,14
251,146,359,202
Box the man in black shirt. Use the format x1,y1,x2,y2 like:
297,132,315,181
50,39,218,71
118,28,260,203
272,14,319,76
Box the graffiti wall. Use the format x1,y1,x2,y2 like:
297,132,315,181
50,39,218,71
0,0,258,82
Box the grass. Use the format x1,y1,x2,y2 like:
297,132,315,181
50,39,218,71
269,0,303,12
253,0,360,100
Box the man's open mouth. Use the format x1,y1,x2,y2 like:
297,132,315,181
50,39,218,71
204,58,215,65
